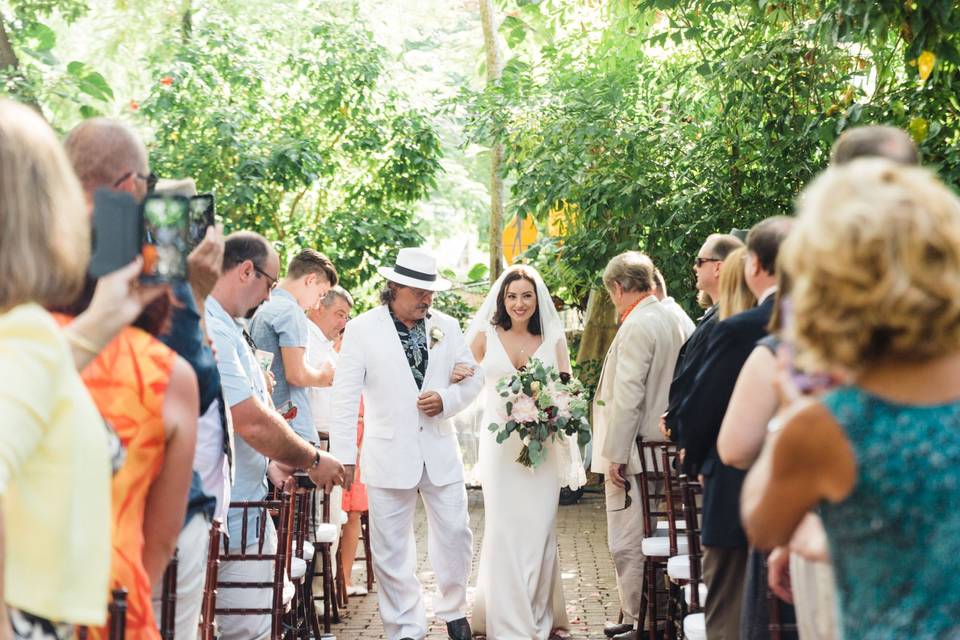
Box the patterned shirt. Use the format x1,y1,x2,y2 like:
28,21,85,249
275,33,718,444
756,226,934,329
390,308,428,389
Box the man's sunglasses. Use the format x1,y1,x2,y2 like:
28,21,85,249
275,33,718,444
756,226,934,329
113,171,158,193
694,257,722,267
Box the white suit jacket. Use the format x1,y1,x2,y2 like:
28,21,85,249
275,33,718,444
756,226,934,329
329,305,484,489
590,295,683,475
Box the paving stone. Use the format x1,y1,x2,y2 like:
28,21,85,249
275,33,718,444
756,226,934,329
335,488,618,639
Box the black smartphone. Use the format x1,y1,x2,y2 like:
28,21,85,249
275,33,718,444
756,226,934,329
140,194,190,283
188,193,215,248
89,188,141,278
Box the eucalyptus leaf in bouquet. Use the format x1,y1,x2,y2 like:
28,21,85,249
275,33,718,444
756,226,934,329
488,357,592,469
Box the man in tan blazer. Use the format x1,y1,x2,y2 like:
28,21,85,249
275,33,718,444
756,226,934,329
591,252,685,640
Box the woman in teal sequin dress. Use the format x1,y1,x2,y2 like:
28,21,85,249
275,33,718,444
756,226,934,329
741,158,960,640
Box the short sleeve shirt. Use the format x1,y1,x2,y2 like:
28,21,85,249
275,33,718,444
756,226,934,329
250,289,315,442
306,323,338,433
390,309,428,389
204,295,269,544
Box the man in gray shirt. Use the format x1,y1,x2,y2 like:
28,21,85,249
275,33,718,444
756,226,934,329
206,233,343,640
250,249,337,442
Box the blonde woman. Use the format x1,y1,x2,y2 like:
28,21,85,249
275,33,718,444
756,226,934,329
717,247,757,320
743,159,960,639
0,100,159,640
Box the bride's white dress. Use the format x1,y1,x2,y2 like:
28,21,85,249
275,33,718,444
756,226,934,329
472,329,570,639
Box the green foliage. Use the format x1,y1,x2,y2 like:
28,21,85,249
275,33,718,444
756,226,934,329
464,0,960,313
0,0,117,121
137,11,442,303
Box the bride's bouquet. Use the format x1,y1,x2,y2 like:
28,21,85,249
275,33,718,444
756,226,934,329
488,358,592,469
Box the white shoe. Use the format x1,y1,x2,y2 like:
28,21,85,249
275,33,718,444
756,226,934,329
346,585,368,596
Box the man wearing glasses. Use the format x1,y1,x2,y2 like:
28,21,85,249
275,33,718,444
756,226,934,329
659,233,744,446
205,232,344,640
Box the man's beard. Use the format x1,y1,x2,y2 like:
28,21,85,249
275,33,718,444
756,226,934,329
244,301,264,319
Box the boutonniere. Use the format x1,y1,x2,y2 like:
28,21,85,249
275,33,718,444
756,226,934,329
429,326,444,349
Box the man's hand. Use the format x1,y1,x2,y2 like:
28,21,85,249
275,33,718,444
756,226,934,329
658,413,671,439
450,363,475,384
417,391,444,417
342,464,356,491
608,462,627,489
307,450,346,494
317,361,335,387
767,546,793,603
267,461,295,492
187,226,224,304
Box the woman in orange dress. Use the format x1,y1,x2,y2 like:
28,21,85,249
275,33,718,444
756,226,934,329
55,289,198,640
340,399,369,595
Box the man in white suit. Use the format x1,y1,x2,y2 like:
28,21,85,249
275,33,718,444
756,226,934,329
591,252,684,640
330,248,484,640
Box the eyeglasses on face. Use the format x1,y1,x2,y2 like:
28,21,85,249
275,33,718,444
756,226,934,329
694,257,722,267
400,285,434,300
113,171,158,193
253,265,278,290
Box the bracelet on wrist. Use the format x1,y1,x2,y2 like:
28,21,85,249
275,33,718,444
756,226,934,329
308,448,321,470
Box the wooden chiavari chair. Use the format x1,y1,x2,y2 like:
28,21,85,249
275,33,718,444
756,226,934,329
635,440,684,640
215,496,294,639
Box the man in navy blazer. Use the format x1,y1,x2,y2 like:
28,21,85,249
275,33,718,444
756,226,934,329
661,233,743,444
675,216,794,640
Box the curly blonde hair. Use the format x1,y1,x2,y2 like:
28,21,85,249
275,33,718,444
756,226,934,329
718,247,756,320
782,158,960,372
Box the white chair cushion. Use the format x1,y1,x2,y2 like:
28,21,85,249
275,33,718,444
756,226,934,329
684,582,708,606
657,519,686,530
684,612,706,640
290,556,308,581
295,540,315,561
315,523,338,544
667,554,690,581
641,535,689,558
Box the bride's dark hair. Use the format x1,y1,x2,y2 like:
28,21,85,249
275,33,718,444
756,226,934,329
491,267,541,335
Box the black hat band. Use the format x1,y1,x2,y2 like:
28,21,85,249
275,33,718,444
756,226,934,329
393,264,437,282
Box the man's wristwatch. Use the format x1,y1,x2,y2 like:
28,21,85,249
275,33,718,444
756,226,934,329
308,448,321,470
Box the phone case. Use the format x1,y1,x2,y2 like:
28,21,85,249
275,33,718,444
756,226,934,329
89,189,141,278
140,194,190,283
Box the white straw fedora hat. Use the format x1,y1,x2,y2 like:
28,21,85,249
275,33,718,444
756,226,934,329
377,247,452,291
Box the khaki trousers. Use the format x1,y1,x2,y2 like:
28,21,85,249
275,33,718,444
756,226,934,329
605,476,646,625
702,545,748,640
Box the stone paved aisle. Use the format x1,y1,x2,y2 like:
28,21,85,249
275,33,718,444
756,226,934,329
334,488,620,639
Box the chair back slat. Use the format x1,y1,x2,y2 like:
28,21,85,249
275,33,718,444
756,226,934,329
637,440,677,540
659,444,685,556
679,475,704,612
198,519,222,640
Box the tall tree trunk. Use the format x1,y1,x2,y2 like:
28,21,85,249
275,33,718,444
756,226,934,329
479,0,505,283
576,288,617,369
0,14,43,115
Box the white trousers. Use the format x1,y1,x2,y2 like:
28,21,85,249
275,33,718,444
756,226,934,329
151,513,211,640
605,476,646,625
367,467,472,640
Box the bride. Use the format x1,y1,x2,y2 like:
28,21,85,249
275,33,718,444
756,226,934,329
465,265,585,640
